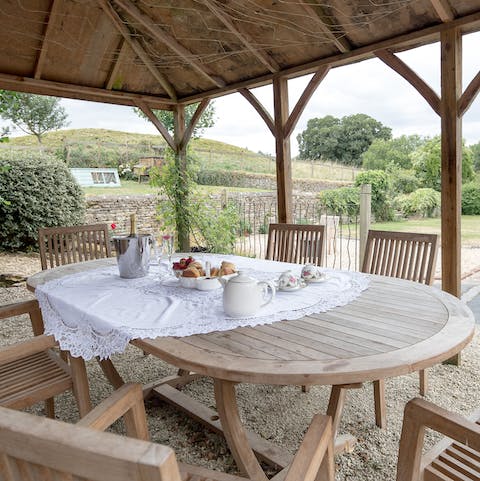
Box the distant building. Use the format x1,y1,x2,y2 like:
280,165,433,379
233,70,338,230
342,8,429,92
70,168,121,187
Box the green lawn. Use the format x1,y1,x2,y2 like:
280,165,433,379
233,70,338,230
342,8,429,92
371,216,480,244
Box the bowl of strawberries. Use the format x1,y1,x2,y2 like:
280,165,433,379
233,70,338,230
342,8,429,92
172,256,195,278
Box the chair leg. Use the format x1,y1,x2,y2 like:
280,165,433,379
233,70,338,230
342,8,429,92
70,355,92,417
419,369,428,396
373,379,386,429
45,398,55,418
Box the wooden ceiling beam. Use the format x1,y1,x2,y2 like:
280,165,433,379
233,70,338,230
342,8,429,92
99,0,177,101
112,0,226,88
238,88,275,136
178,10,480,104
0,72,174,110
106,39,128,90
34,0,62,79
136,100,176,151
459,70,480,116
284,65,330,138
300,1,351,53
200,0,279,74
375,49,441,115
430,0,455,22
180,99,211,151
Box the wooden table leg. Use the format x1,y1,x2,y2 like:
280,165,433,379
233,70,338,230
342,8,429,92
97,358,125,388
214,379,268,481
70,355,92,417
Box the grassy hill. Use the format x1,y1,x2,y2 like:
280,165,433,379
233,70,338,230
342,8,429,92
4,128,359,181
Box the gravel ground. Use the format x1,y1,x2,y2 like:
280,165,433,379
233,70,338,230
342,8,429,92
1,252,480,480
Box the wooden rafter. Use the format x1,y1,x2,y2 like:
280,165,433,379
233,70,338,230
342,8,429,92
238,88,275,136
179,10,480,104
112,0,226,88
200,0,279,74
136,101,176,151
34,0,62,79
376,49,441,115
459,70,480,115
430,0,455,22
180,99,211,151
105,39,128,90
284,65,330,138
99,0,177,101
0,72,173,109
300,1,351,53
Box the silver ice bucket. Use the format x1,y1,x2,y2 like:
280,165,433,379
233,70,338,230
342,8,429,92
113,235,153,279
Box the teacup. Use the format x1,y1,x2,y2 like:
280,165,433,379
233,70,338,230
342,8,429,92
301,264,324,281
277,270,303,290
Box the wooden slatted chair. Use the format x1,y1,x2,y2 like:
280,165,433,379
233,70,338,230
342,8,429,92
399,397,480,481
330,230,439,429
0,382,335,481
38,223,112,270
0,299,91,418
266,223,325,266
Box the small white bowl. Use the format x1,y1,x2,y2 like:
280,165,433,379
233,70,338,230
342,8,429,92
179,276,197,288
195,276,221,291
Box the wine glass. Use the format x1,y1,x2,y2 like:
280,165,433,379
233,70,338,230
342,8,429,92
161,233,175,263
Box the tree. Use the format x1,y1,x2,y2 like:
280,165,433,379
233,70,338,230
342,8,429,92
134,102,216,136
412,136,475,191
471,141,480,171
297,114,391,166
0,91,69,143
297,115,340,161
362,134,427,170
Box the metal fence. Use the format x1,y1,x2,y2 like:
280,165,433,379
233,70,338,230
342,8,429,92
228,194,361,271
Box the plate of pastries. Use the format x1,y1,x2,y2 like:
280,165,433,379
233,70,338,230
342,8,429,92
172,257,237,288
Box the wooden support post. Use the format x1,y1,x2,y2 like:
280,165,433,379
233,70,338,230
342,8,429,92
359,184,371,270
440,27,462,365
273,77,293,224
173,105,190,252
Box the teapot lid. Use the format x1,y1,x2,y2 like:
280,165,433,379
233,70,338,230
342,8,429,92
228,271,255,283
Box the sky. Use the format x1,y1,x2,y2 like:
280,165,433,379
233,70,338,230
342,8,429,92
2,32,480,157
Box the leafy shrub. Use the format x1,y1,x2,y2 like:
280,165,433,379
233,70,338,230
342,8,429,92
0,151,85,251
395,188,440,218
390,169,420,194
317,187,360,217
462,182,480,215
354,170,394,221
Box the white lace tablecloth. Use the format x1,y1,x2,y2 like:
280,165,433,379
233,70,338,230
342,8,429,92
36,255,370,360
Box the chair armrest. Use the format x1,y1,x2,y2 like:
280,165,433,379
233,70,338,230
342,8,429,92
0,334,57,365
283,414,334,481
76,383,150,441
0,299,39,320
397,398,480,481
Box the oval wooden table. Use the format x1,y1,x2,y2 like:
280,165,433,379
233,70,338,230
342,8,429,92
27,258,475,481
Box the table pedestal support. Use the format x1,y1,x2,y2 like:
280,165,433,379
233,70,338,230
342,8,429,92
97,357,357,478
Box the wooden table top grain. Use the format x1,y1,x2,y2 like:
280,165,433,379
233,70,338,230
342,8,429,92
27,258,475,387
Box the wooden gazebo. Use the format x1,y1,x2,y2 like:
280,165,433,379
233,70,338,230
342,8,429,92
1,0,480,298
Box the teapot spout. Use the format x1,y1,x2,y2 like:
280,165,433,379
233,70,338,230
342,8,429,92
218,276,229,288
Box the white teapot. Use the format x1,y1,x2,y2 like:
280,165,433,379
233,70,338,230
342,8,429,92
219,271,275,318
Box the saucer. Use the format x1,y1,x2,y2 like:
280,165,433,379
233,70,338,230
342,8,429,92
278,281,307,292
304,274,328,283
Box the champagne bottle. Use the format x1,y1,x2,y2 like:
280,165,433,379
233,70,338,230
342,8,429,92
129,213,137,237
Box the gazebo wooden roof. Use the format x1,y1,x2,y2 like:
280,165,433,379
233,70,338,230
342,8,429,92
0,1,479,107
1,0,480,301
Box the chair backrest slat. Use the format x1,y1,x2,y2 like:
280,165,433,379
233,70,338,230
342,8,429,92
0,406,182,481
266,224,325,266
38,224,112,270
362,230,438,285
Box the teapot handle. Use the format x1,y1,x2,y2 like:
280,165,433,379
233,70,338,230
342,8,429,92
259,281,276,307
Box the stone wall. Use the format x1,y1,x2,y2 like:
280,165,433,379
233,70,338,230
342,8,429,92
85,194,161,236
